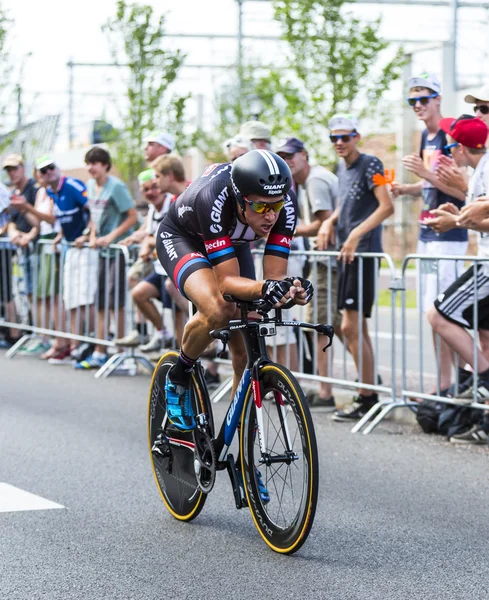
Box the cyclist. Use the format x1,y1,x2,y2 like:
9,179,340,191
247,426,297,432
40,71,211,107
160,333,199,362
156,149,313,431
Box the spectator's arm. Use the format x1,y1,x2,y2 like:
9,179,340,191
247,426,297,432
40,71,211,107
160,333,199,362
390,181,423,198
338,185,394,264
403,154,465,201
96,208,138,247
295,209,331,237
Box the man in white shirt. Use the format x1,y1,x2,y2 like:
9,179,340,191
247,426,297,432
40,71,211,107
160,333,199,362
277,136,341,407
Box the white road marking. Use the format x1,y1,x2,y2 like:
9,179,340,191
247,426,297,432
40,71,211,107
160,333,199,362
0,483,65,513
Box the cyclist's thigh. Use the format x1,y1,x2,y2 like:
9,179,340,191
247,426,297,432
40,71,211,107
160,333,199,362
156,218,212,300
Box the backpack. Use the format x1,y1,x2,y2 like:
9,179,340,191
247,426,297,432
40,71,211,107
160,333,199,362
415,400,444,434
438,405,483,438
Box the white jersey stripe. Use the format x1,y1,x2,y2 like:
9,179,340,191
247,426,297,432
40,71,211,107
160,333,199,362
257,149,279,175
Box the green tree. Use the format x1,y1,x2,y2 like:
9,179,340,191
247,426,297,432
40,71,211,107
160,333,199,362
200,0,404,162
102,0,187,188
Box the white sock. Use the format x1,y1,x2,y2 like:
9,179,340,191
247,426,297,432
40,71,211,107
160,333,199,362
93,350,107,359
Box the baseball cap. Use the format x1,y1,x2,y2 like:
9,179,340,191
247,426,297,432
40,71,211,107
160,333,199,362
35,155,56,170
144,132,175,152
2,153,24,169
439,114,488,149
239,120,272,142
276,137,306,154
465,84,489,104
138,168,156,184
407,73,441,94
328,114,359,132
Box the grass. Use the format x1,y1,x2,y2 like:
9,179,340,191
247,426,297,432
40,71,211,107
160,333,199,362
378,289,417,308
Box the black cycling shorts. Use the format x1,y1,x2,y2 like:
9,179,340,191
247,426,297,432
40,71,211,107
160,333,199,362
337,257,376,318
156,216,256,299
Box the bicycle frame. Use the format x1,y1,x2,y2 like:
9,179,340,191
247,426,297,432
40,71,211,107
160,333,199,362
207,305,333,468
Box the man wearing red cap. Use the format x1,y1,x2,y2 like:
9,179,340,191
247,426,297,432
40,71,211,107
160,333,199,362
425,115,489,442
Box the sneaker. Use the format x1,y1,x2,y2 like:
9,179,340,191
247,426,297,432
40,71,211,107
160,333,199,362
456,379,489,404
306,391,335,408
450,425,489,444
332,394,378,422
48,347,74,365
204,369,221,389
70,341,94,363
165,370,195,431
447,374,473,398
74,353,108,370
115,329,146,347
237,469,270,504
17,339,51,355
140,331,163,353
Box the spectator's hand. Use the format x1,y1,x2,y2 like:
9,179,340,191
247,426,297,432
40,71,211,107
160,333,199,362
96,235,114,248
423,209,457,233
317,218,335,250
402,154,427,178
16,233,31,248
9,194,27,212
436,160,468,193
338,231,360,264
390,182,407,198
139,245,152,262
458,200,489,228
73,235,88,248
9,232,21,245
437,202,460,215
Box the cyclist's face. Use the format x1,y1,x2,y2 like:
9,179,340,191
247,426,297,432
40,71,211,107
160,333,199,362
243,193,283,237
141,180,161,203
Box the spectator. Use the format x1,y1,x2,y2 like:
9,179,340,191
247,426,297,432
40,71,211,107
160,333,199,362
391,73,469,395
144,132,175,163
10,167,64,358
318,114,394,421
277,136,341,407
426,115,489,442
121,168,174,352
436,84,489,192
3,154,39,303
75,146,138,369
35,155,97,364
239,121,272,150
0,181,19,347
223,135,254,162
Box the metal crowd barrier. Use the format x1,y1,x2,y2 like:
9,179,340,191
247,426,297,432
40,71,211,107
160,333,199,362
3,237,489,435
0,238,155,378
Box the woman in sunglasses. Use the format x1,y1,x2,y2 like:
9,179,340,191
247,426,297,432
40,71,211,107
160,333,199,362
155,149,313,431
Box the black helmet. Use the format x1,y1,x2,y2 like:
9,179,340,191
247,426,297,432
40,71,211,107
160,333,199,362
231,150,292,204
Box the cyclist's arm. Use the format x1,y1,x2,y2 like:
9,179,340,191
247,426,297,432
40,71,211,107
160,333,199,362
213,256,263,300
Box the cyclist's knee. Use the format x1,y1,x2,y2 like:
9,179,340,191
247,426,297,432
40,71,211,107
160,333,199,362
200,298,236,328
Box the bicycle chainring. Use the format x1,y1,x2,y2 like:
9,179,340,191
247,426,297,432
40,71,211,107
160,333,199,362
193,416,216,494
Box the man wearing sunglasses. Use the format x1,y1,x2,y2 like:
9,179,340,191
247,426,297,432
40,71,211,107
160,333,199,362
425,115,489,441
465,84,489,130
277,136,341,408
317,114,394,422
155,150,313,431
392,73,469,396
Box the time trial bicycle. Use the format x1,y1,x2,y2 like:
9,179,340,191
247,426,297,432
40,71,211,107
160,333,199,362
148,295,333,554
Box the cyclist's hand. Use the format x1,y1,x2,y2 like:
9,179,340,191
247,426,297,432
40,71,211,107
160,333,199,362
261,279,296,308
285,277,314,305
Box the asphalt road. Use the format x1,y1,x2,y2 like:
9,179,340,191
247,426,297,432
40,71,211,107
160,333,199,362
2,352,489,600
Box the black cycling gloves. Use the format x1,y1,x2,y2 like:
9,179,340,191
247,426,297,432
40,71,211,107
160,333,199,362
285,277,314,303
262,279,294,306
261,278,314,306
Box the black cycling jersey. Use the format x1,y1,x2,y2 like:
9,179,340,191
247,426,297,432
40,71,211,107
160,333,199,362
156,162,298,297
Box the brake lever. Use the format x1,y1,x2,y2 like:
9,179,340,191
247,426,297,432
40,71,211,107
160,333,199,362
315,324,334,352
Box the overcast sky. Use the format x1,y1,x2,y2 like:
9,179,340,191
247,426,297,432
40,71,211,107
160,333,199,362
4,0,488,149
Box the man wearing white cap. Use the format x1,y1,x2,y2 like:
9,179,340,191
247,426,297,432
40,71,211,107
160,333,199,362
465,84,489,130
318,114,394,421
392,73,469,396
144,132,175,163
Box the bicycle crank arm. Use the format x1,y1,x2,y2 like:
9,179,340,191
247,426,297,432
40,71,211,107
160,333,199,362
259,451,299,466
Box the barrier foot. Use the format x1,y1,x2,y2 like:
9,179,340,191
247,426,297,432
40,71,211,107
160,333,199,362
94,352,124,379
133,353,155,375
5,334,35,359
211,376,233,403
362,403,398,435
350,401,385,434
